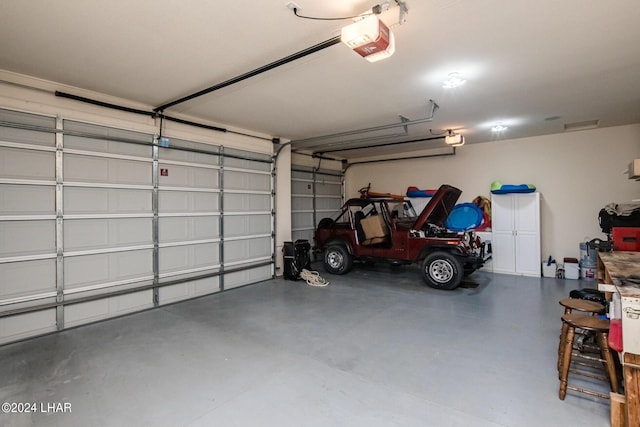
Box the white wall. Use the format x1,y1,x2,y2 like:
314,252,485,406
346,125,640,261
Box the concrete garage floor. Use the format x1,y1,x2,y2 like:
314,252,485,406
1,263,611,427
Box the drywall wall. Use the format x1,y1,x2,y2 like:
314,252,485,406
346,124,640,262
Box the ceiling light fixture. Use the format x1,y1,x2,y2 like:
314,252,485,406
445,130,465,147
341,15,395,62
442,72,466,89
491,124,508,132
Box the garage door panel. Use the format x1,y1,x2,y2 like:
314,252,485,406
0,184,55,215
64,155,108,180
65,155,151,185
159,244,219,273
292,180,313,195
64,290,153,328
64,135,151,157
64,250,152,289
225,215,270,237
194,243,219,265
158,163,218,188
224,237,270,263
63,121,152,155
65,187,151,214
159,217,219,243
0,259,56,298
316,197,342,211
292,197,313,211
192,276,220,294
160,148,218,165
223,156,271,172
65,218,152,252
159,246,188,272
224,265,271,290
0,220,55,256
0,309,57,345
158,282,189,304
292,212,314,230
0,109,55,146
224,194,270,211
0,127,55,146
315,181,341,196
158,276,220,305
0,148,55,180
158,191,218,213
224,170,270,192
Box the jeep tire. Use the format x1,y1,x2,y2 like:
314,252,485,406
324,244,353,275
422,251,463,290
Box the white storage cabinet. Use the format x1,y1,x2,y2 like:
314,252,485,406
491,192,541,277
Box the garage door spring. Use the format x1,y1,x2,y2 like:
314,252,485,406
300,269,330,287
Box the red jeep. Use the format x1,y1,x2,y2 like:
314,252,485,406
314,184,487,290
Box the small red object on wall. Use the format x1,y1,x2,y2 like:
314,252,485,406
160,168,168,176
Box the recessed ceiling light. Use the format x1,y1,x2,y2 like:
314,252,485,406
491,124,508,132
442,72,466,89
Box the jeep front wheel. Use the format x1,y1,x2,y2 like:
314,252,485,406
324,245,353,275
422,252,463,290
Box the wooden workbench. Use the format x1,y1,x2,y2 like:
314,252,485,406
598,251,640,296
598,251,640,427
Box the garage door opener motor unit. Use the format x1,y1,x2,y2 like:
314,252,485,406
283,240,311,280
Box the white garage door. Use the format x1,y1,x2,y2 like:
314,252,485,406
61,120,155,328
291,166,343,245
0,109,59,343
0,108,274,345
156,140,273,303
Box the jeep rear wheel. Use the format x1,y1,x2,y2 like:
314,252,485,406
422,251,463,290
324,245,353,275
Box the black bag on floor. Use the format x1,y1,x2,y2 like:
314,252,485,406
283,240,311,280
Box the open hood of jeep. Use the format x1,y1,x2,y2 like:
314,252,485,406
412,184,462,230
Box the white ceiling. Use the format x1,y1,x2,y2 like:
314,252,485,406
1,0,640,159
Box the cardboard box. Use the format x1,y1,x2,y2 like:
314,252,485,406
360,214,388,240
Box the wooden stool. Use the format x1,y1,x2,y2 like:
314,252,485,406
558,313,619,400
558,298,605,316
557,298,605,372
